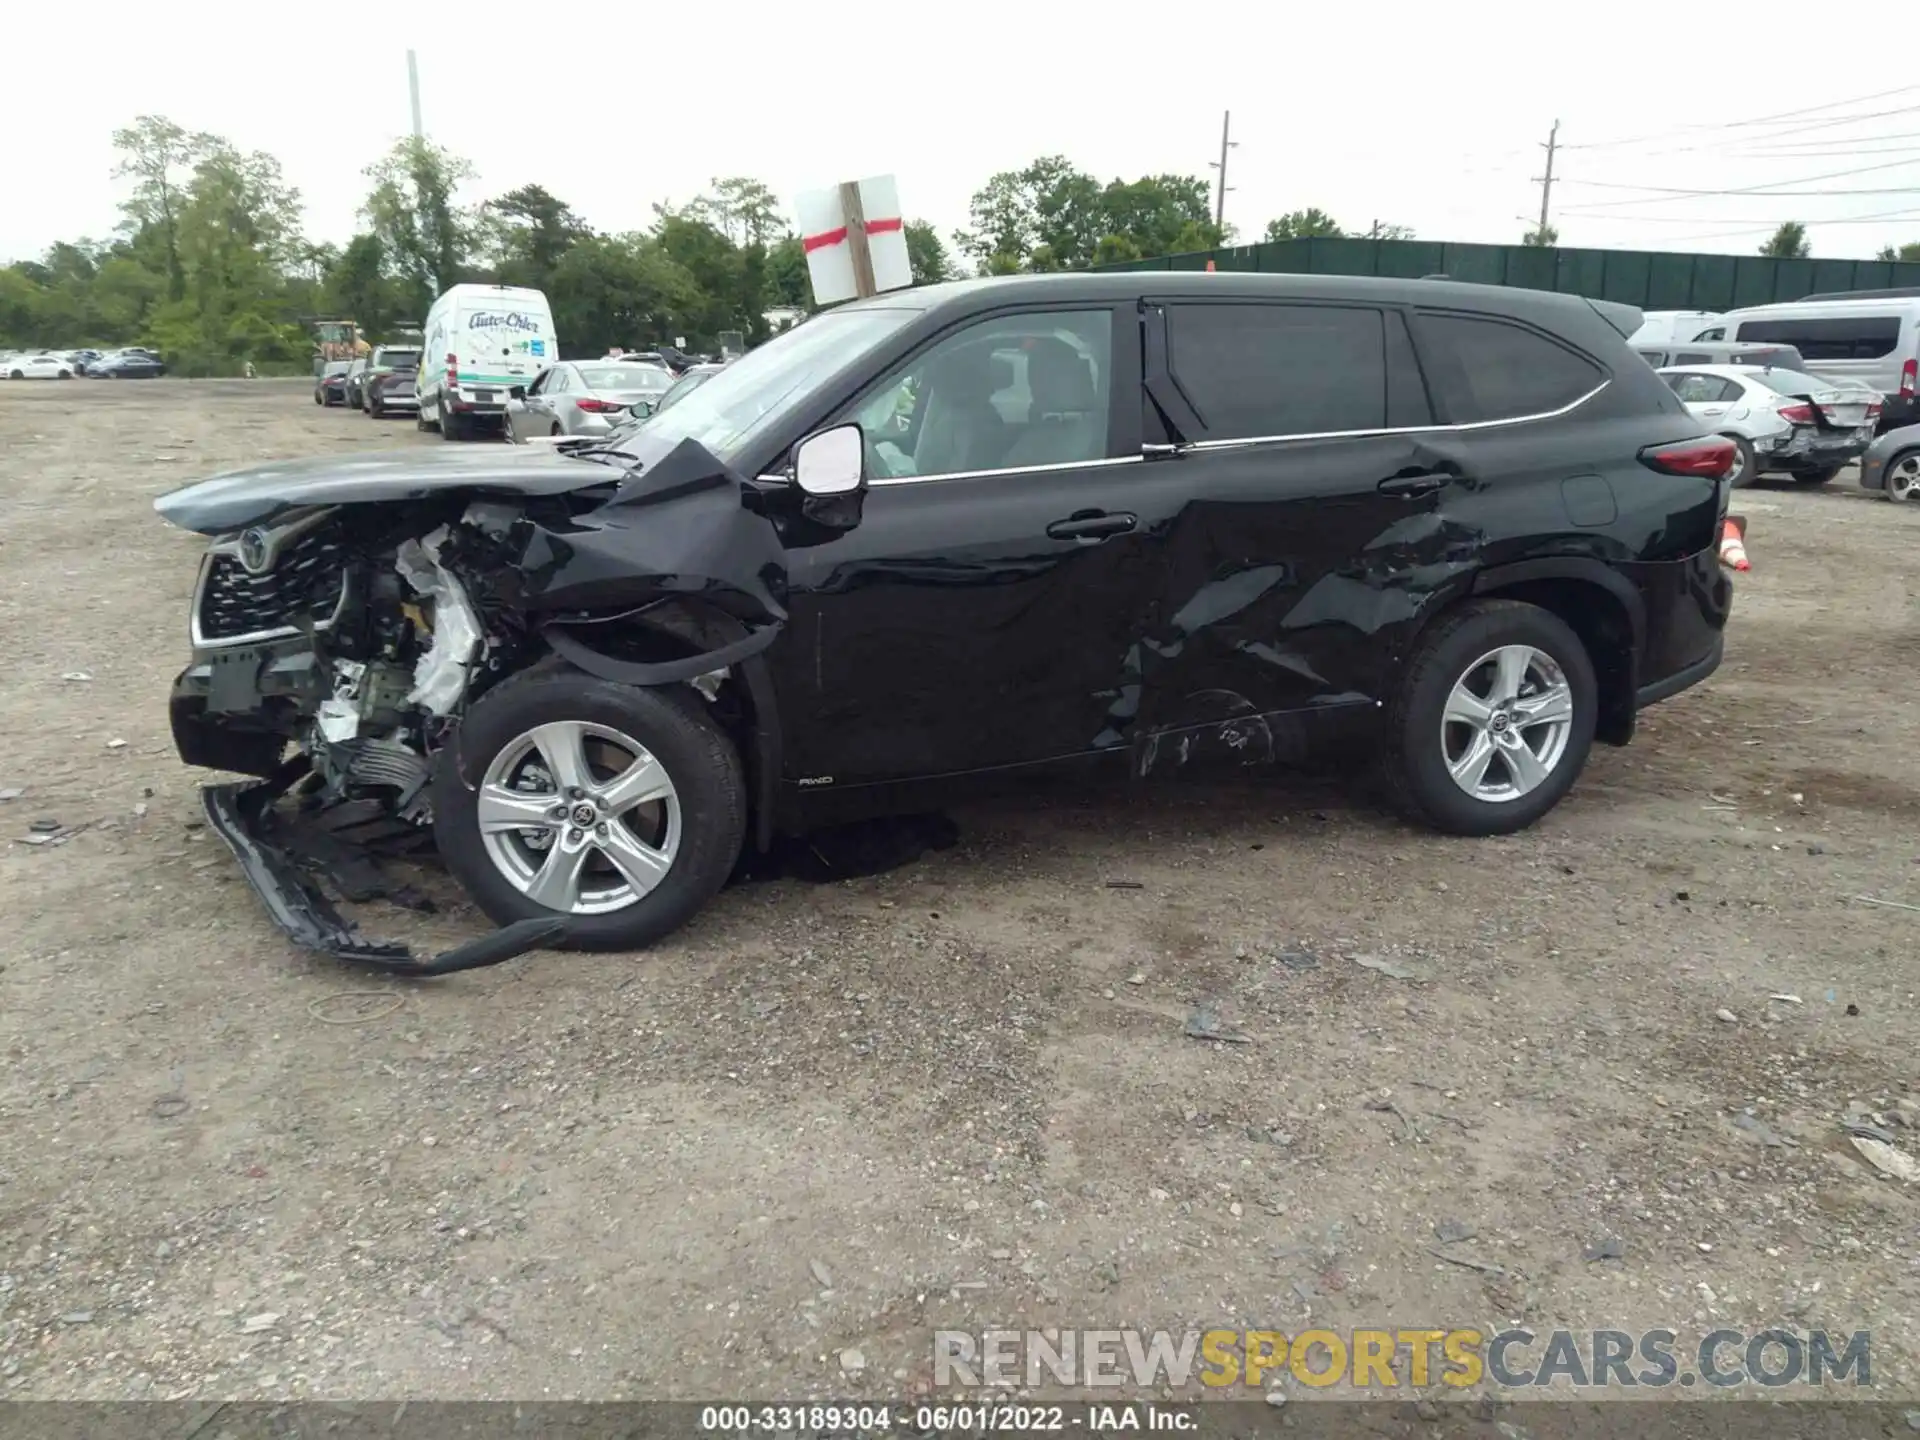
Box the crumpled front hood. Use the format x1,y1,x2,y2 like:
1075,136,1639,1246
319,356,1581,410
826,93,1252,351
153,446,617,535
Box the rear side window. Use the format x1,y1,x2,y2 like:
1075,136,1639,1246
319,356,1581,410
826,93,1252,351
1417,313,1606,424
1734,315,1900,360
1164,303,1412,439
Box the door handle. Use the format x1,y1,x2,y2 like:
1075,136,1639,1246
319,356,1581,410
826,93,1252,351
1047,510,1138,541
1377,470,1454,498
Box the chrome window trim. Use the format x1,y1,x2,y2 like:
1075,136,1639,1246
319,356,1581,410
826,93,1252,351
783,380,1610,489
869,455,1146,487
1178,378,1611,453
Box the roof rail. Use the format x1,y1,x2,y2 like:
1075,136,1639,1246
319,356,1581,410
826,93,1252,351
1798,286,1920,302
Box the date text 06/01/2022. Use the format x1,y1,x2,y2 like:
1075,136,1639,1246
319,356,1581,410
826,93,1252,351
695,1403,1195,1433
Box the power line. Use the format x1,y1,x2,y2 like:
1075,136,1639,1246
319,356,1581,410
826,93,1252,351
1562,186,1920,215
1564,204,1920,228
1561,86,1920,151
1737,146,1920,161
1743,130,1920,151
1553,156,1920,208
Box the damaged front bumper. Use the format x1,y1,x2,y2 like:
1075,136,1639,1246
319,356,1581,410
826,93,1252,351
200,778,567,975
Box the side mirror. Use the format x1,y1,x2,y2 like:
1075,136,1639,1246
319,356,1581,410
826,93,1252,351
631,397,657,418
508,385,527,402
794,423,866,497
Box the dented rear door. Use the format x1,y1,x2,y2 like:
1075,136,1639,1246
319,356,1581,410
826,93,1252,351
1130,299,1445,759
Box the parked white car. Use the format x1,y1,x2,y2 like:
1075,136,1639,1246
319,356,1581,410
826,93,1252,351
1658,364,1879,486
1708,296,1920,432
4,353,74,380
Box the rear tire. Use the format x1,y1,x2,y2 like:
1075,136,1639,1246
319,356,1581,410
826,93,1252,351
431,666,746,951
1380,599,1597,837
1722,434,1755,488
442,408,468,441
1791,463,1844,486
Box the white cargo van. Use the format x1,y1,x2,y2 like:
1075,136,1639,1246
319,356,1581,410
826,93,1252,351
417,284,557,441
1710,297,1920,431
1628,310,1725,348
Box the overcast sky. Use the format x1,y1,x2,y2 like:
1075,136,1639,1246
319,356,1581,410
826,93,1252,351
9,2,1920,267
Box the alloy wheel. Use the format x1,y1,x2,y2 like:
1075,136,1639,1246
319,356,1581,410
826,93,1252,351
1440,645,1576,804
1889,454,1920,503
476,720,681,915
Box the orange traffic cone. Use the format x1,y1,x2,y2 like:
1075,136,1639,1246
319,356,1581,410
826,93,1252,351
1719,516,1750,572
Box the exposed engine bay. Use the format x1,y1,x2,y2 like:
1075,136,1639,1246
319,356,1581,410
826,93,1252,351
159,440,792,974
177,501,536,816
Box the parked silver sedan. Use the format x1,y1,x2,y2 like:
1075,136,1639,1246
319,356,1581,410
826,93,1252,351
503,361,676,440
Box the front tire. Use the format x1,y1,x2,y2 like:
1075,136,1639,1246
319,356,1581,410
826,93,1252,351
432,667,746,951
1382,599,1597,836
1885,448,1920,502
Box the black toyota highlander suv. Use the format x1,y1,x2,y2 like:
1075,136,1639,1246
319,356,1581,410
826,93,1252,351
155,272,1733,972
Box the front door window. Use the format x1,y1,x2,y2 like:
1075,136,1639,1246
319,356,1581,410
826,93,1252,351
850,310,1114,480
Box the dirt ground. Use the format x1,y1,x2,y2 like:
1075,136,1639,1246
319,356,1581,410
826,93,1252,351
0,378,1916,1406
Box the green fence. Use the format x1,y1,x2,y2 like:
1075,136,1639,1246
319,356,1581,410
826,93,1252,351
1091,237,1920,310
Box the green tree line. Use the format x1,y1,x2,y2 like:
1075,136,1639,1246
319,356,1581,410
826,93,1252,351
31,118,1878,371
0,122,1266,374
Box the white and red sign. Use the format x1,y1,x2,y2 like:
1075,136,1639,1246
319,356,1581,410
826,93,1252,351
795,174,913,304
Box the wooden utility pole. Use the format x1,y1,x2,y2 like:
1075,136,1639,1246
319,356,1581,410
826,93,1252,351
1211,111,1236,230
1534,120,1561,238
837,182,877,299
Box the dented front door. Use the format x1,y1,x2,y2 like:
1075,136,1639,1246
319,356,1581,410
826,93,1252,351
778,458,1175,786
1129,432,1453,768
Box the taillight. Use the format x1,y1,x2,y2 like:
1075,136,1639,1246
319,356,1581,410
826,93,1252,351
1777,402,1815,424
1639,436,1737,478
574,397,622,413
1903,358,1917,398
1869,401,1884,418
446,353,458,389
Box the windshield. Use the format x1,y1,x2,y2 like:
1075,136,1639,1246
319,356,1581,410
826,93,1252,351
653,368,716,415
581,365,672,392
1750,368,1837,395
377,349,420,369
612,308,919,460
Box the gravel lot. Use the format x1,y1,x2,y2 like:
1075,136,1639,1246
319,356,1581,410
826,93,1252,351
1,379,1916,1404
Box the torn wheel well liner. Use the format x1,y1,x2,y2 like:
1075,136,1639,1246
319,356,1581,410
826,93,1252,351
1469,560,1643,746
535,611,783,853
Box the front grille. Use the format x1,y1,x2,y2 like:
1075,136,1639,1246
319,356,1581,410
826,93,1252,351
197,528,347,643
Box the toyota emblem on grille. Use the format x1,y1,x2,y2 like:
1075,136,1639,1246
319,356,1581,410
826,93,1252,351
237,528,274,575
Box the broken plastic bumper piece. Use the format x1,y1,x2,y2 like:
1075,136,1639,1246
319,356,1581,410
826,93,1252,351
199,781,566,975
